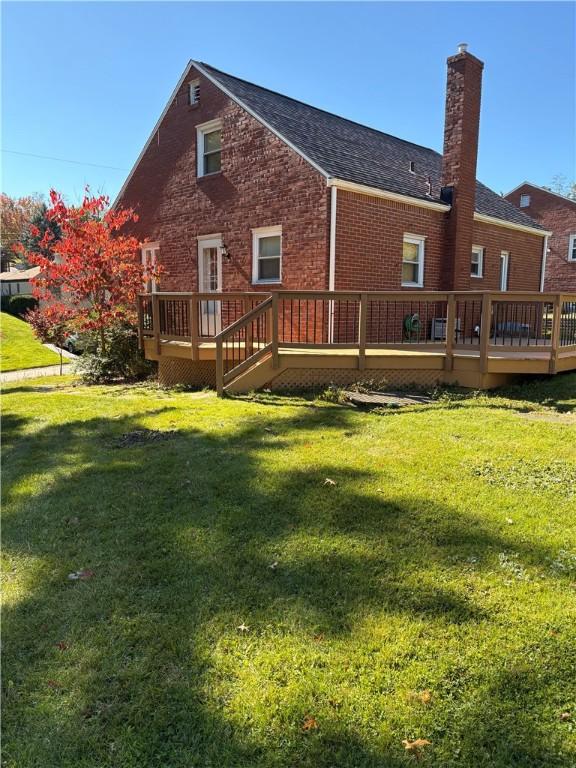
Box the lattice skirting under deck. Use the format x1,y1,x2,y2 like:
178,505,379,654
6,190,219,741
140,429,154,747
268,367,442,391
158,359,216,388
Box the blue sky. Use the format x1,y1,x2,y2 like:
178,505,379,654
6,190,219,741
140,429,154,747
2,1,574,203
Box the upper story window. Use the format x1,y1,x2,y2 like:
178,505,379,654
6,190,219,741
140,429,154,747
141,242,159,292
569,234,576,262
189,79,200,106
402,234,425,287
519,194,531,208
196,119,222,177
252,226,282,284
471,245,484,278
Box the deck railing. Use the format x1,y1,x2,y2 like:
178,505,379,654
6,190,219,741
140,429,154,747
138,290,576,388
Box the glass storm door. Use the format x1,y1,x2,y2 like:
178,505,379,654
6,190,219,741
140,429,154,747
198,238,222,336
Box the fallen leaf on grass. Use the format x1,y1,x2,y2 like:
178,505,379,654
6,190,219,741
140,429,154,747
268,561,278,570
55,641,68,651
302,715,318,731
237,623,249,633
68,569,95,581
560,711,572,721
47,680,61,689
414,689,432,705
323,478,336,486
402,739,432,760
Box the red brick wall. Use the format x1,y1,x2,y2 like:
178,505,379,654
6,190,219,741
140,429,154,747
470,220,543,291
334,189,543,294
504,184,576,291
117,65,330,293
334,190,447,290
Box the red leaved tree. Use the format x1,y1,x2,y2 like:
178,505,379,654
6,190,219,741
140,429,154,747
16,189,160,354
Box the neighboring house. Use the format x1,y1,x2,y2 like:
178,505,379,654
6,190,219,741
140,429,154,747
116,45,547,300
0,266,40,297
504,183,576,291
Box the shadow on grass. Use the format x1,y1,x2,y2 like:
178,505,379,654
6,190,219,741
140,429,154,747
1,402,572,767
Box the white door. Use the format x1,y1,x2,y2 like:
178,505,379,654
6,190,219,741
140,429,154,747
198,238,222,336
499,251,509,291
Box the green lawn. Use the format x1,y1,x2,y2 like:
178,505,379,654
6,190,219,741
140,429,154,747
2,374,576,767
0,311,63,372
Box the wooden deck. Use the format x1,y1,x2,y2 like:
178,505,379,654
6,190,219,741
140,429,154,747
138,290,576,393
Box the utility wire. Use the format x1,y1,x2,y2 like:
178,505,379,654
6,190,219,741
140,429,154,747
2,149,128,172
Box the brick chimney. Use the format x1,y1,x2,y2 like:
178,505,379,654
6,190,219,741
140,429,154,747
441,43,484,290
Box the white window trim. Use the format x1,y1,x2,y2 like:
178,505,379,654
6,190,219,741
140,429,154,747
252,226,282,284
189,79,200,106
471,245,484,278
141,241,159,292
500,251,510,291
196,118,222,178
402,234,425,288
568,234,576,262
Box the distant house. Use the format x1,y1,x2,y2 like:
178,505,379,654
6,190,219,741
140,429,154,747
0,266,40,297
505,183,576,291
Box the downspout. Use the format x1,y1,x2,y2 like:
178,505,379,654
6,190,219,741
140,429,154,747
539,234,549,292
328,184,337,342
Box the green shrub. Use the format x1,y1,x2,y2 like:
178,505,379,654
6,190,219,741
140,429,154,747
75,323,156,384
1,295,11,313
8,294,38,318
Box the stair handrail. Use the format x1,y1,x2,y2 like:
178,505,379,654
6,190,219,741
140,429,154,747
215,295,274,395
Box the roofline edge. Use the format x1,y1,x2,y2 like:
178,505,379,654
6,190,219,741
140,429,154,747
327,178,450,212
474,212,551,237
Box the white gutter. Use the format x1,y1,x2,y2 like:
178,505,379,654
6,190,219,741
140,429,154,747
327,185,337,343
540,234,549,292
327,178,449,212
328,185,337,291
473,212,551,238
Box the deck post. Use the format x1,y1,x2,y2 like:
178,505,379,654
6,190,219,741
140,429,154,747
216,336,224,396
137,296,144,351
479,293,492,374
190,296,198,361
152,293,161,356
271,292,279,369
358,293,368,370
549,294,562,374
243,297,253,359
444,294,456,371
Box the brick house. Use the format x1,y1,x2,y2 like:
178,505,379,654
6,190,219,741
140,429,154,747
504,183,576,291
116,45,548,303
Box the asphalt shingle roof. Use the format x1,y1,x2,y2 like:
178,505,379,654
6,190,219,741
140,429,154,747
200,62,544,231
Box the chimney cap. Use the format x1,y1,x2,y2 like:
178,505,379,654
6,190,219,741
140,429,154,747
457,42,469,54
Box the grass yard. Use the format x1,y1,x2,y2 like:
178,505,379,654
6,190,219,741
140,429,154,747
0,311,63,373
2,374,576,767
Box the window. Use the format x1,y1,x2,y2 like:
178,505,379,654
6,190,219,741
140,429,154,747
252,226,282,283
141,242,159,292
471,245,484,278
402,234,425,287
568,234,576,262
196,119,222,177
189,79,200,106
519,194,531,208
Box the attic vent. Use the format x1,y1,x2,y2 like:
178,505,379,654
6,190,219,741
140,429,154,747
189,79,200,106
409,161,416,173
